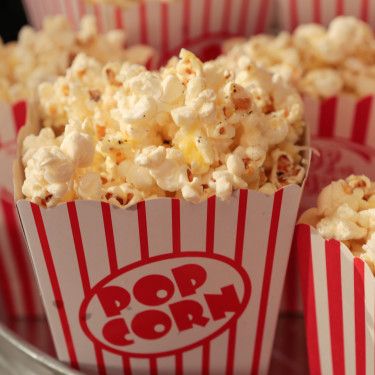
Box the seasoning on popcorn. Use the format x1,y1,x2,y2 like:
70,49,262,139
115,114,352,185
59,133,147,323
223,16,375,98
0,15,155,102
21,49,307,208
299,175,375,273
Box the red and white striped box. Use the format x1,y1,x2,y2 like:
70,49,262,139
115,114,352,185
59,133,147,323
0,101,43,318
281,94,375,313
22,0,275,66
277,0,375,31
15,142,306,374
296,224,375,375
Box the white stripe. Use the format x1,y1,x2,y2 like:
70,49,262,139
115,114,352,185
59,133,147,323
145,2,162,51
182,347,203,374
75,202,110,286
180,199,207,252
209,330,230,374
157,356,176,373
344,0,362,18
364,262,374,375
369,0,375,29
41,204,97,365
320,0,336,26
365,96,375,149
278,0,292,31
17,201,69,361
100,3,115,32
340,242,356,375
0,102,16,144
334,95,356,140
213,193,238,260
259,186,302,372
228,0,242,35
233,190,274,372
102,350,123,374
311,232,333,375
189,0,204,39
167,0,183,52
297,0,314,24
70,0,81,30
123,5,141,45
0,197,24,315
129,358,150,373
303,96,320,137
145,199,173,257
208,0,224,34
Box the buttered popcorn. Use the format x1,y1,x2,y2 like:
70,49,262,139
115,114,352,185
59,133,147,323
0,15,155,102
223,16,375,98
22,49,306,208
300,175,375,274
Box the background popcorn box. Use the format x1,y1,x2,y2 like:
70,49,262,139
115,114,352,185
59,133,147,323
296,223,375,375
22,0,275,65
0,101,43,319
281,94,375,313
13,105,309,374
277,0,375,31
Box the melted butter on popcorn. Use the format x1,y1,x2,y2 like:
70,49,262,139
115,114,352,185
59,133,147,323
223,16,375,98
22,49,306,208
300,175,375,274
0,15,155,102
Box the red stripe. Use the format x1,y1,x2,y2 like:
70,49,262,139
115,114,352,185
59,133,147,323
361,0,369,21
1,195,36,316
12,101,27,133
313,0,321,23
95,345,107,375
251,190,283,374
351,96,372,145
77,0,86,17
235,190,248,264
139,2,148,44
221,0,231,35
255,0,272,34
202,342,210,374
325,240,345,375
283,247,299,311
172,199,181,253
354,258,366,375
336,0,344,14
182,0,191,43
175,353,183,375
65,0,75,27
115,7,123,29
31,204,79,369
94,5,103,33
202,0,211,37
238,0,250,36
122,355,132,375
318,97,337,138
226,324,237,375
296,225,321,375
101,203,118,273
290,0,298,30
137,201,149,260
150,357,158,375
161,3,169,55
67,202,91,295
0,242,16,317
205,196,216,254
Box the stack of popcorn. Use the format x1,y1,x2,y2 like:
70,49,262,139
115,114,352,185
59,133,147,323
0,14,155,318
14,46,308,373
297,176,375,375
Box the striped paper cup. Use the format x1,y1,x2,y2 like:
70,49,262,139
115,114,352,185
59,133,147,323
277,0,375,30
22,0,275,66
0,101,43,319
281,95,375,313
13,107,309,374
296,224,375,375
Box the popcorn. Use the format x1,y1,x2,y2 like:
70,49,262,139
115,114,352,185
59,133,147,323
21,49,307,207
0,15,155,102
300,175,375,274
223,16,375,98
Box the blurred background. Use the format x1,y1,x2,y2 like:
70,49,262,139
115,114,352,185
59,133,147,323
0,0,27,42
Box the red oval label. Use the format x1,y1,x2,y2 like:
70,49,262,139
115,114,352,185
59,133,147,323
80,252,251,357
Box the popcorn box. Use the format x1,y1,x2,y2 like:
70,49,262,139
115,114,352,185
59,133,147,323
13,102,309,373
281,94,375,313
22,0,275,65
277,0,375,30
296,224,375,375
0,101,43,318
